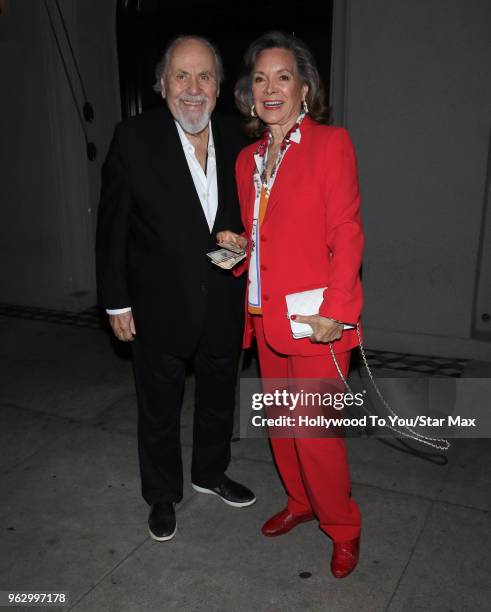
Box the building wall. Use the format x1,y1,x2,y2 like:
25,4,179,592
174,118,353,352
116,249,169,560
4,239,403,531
333,0,491,358
0,0,119,311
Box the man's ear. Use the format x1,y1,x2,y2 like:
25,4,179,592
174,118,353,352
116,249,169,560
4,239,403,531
160,77,166,98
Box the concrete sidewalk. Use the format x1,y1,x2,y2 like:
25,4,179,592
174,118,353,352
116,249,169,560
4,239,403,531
0,316,490,612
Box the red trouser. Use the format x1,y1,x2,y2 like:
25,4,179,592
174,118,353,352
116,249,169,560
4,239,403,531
253,316,361,542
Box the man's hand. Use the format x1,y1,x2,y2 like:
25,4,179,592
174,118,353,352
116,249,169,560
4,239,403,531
216,230,248,250
109,311,136,342
292,314,343,344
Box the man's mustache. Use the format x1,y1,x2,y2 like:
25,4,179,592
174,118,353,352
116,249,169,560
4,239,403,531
178,94,208,104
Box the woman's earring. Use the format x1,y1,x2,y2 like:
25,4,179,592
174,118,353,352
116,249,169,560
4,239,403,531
302,99,309,114
250,104,257,118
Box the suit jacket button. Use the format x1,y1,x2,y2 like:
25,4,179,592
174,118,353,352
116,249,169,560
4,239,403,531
260,235,267,242
263,294,269,301
201,283,207,294
260,264,267,271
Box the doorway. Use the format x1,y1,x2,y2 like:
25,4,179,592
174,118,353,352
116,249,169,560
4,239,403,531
116,0,333,119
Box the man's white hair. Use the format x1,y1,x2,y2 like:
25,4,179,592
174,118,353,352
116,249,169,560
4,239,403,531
153,35,224,95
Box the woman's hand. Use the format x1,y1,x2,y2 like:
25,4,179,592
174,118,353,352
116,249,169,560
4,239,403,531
292,314,343,343
216,230,248,250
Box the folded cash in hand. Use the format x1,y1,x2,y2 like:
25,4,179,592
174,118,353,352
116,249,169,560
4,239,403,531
207,242,246,270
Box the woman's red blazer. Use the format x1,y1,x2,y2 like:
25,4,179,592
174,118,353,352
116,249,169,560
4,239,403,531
234,116,365,356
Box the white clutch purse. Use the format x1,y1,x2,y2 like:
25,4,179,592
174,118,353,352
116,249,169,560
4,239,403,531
285,287,354,339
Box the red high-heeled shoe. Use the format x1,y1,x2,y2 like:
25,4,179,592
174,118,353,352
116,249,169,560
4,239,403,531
330,537,360,578
261,508,315,537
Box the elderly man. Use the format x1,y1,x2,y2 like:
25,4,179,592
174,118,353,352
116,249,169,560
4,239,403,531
96,35,254,541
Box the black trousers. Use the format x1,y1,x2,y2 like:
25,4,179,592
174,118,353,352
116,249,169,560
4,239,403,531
132,330,240,505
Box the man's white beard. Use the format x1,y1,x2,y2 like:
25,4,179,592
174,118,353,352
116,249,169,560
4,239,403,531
175,94,211,134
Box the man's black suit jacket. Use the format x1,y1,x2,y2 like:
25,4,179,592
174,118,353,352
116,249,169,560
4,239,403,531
96,105,247,358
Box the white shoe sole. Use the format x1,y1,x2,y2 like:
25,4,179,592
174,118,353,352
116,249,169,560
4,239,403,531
148,522,177,542
191,483,256,508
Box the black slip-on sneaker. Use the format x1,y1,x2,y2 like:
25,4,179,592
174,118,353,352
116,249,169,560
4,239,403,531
192,476,256,508
148,502,177,541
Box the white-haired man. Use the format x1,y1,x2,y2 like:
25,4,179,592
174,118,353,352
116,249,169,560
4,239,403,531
97,36,255,541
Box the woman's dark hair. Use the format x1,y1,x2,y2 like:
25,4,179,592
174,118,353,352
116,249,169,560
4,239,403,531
235,31,330,137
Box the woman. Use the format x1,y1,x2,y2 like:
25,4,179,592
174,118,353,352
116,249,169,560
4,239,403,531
218,32,364,579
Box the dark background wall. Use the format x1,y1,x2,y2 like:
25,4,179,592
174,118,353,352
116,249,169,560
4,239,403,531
330,0,491,358
0,0,119,312
0,0,490,359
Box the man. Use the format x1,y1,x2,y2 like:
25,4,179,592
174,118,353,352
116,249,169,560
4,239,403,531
96,35,254,542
